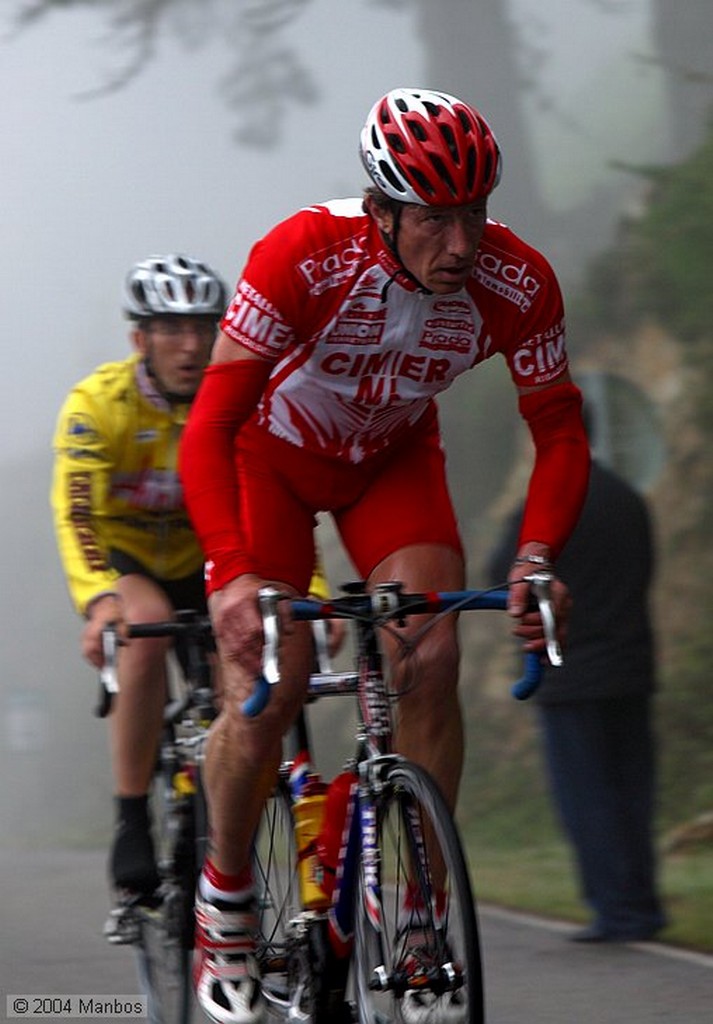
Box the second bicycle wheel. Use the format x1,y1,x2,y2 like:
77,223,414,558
253,777,351,1023
135,894,193,1024
252,778,304,1018
354,760,484,1024
135,743,203,1024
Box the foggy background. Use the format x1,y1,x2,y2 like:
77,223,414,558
0,0,710,852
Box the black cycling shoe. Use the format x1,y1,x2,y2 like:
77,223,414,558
109,811,160,896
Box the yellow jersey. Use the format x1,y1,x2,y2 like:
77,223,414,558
51,354,204,615
51,353,331,616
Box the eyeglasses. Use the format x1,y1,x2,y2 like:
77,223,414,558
145,319,217,342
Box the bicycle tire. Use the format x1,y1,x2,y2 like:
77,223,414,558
135,900,193,1024
353,760,484,1024
135,749,202,1024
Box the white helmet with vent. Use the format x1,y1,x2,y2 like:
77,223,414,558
123,254,227,320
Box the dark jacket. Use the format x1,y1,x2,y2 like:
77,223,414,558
487,461,656,703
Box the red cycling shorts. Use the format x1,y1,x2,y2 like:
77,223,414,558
216,405,463,596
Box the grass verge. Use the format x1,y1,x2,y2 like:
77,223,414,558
465,836,713,953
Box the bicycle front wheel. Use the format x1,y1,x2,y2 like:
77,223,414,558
135,896,193,1024
135,751,204,1024
354,760,484,1024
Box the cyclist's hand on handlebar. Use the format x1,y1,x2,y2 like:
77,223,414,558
511,577,570,654
506,547,570,655
210,574,293,679
82,594,125,668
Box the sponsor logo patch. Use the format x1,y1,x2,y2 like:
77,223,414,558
65,413,99,445
297,233,369,295
420,317,474,353
474,248,543,312
223,281,291,357
68,473,107,570
327,302,386,347
512,318,567,383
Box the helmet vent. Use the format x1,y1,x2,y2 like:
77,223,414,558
385,131,407,154
438,123,459,163
410,166,435,196
378,159,408,195
427,153,456,197
406,118,427,143
466,147,477,191
457,109,475,135
482,150,493,186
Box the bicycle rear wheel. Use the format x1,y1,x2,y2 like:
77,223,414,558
354,761,484,1024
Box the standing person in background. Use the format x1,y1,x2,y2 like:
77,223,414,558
179,86,590,1024
488,407,667,943
51,255,228,900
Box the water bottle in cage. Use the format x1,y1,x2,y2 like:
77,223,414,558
290,752,330,910
317,770,358,901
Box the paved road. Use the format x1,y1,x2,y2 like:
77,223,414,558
480,905,712,1023
2,847,711,1023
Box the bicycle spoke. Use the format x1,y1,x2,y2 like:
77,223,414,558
252,781,305,1014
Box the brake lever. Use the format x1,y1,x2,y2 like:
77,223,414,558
260,586,282,687
525,571,563,667
95,623,120,718
311,619,332,674
100,625,120,692
241,586,282,718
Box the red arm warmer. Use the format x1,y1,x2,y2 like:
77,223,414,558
517,381,591,558
179,359,273,591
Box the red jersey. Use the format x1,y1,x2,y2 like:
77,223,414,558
221,198,568,464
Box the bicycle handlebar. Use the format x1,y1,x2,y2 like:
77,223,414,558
94,616,213,718
242,575,563,717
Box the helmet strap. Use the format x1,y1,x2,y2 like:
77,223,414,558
366,194,432,299
381,214,432,299
378,204,432,299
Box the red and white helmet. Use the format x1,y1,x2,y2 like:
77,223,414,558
360,87,502,206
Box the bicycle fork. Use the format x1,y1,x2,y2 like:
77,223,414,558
327,757,398,967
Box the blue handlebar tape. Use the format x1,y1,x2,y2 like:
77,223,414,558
241,675,271,717
511,652,543,700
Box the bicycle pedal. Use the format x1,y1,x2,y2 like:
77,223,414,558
103,905,141,945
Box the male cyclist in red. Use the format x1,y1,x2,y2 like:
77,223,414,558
180,88,590,1024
